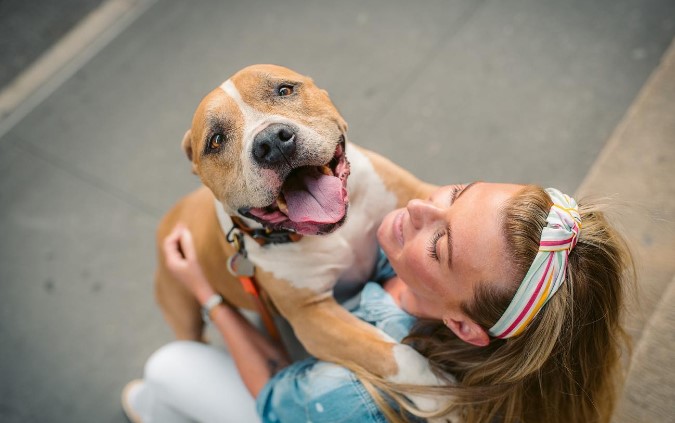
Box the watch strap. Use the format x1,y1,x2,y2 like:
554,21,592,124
201,294,224,323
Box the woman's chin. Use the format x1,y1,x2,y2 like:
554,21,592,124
377,212,398,256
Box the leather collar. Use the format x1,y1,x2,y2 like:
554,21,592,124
229,215,303,246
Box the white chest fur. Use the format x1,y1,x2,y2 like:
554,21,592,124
215,146,456,413
215,144,397,294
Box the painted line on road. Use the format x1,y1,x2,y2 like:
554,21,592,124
0,0,158,141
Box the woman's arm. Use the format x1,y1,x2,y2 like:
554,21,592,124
162,224,290,397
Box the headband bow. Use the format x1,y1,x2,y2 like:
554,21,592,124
488,188,581,339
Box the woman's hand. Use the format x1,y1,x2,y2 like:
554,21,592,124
163,224,291,394
162,224,213,303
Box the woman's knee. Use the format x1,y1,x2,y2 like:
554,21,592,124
144,341,208,384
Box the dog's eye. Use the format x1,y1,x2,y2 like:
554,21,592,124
209,133,225,151
277,85,294,96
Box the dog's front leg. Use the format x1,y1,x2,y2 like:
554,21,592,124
155,266,205,341
255,270,431,380
289,296,400,377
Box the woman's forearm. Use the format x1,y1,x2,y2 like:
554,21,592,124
163,225,290,397
205,300,290,397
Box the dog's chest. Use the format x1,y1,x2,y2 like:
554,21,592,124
216,146,397,294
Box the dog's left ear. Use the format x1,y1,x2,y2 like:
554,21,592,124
337,114,348,134
181,129,198,175
320,89,349,134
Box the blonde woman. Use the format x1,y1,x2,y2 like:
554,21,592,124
123,182,634,423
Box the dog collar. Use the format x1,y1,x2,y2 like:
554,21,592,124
224,216,288,344
229,215,303,246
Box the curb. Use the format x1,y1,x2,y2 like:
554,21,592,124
0,0,157,141
576,37,675,339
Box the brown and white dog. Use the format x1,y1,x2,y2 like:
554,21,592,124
155,65,445,400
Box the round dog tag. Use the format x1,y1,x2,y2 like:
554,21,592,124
226,253,255,277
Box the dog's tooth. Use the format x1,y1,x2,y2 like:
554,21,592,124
277,195,288,214
319,165,333,176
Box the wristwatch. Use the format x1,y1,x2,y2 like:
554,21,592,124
201,294,224,323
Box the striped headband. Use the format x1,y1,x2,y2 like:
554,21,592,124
488,188,582,339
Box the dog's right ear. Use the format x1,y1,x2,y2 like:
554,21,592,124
181,129,193,161
180,130,198,175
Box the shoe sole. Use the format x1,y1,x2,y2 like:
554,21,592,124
121,379,145,423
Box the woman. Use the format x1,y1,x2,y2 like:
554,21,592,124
122,182,634,423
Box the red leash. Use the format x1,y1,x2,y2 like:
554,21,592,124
227,216,302,343
237,274,282,342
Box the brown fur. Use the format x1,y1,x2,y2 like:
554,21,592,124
155,65,435,376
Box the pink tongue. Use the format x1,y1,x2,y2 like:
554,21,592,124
282,168,345,224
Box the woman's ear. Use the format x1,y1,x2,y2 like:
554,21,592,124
443,315,490,347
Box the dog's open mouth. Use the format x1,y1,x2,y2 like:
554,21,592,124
242,138,350,235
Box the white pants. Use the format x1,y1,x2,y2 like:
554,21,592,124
134,341,260,423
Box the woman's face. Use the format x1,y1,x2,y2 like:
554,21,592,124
377,182,523,320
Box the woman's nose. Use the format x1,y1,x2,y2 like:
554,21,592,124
407,199,444,229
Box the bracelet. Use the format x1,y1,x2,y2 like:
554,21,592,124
201,294,224,323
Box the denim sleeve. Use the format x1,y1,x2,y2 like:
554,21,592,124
256,358,387,423
371,248,397,284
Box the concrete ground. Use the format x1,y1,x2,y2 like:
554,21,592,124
576,40,675,422
0,0,674,422
0,0,106,89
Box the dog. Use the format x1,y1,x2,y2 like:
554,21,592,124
155,64,443,391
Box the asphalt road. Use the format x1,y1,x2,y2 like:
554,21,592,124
1,0,674,422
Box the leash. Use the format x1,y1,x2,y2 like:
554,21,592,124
225,217,302,343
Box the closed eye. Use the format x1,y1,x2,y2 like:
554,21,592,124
426,229,444,261
449,185,463,204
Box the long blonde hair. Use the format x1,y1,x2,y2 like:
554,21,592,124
353,185,635,423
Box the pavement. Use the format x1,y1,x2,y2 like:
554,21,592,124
575,40,675,422
0,0,106,89
0,0,674,422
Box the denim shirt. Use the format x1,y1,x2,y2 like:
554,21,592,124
255,251,418,423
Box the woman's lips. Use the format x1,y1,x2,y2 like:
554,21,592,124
394,210,404,246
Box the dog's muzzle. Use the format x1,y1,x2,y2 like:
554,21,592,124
240,135,350,236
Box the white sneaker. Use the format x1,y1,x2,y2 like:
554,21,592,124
121,379,146,423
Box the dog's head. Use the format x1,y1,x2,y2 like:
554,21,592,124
182,64,350,235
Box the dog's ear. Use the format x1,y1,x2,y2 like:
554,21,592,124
338,115,348,133
321,89,349,134
181,129,193,160
181,129,198,175
334,111,348,134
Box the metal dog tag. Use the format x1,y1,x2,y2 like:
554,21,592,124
227,253,255,277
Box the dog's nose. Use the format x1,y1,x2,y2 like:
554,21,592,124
252,123,297,166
